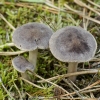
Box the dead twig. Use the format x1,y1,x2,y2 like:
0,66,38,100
90,58,100,61
0,13,15,30
0,51,27,56
61,80,100,97
59,97,98,100
74,0,100,16
0,78,15,99
63,78,84,99
83,8,87,30
32,72,72,98
38,69,99,83
2,2,59,14
64,4,100,24
0,43,14,48
87,0,100,9
91,62,100,67
20,77,45,89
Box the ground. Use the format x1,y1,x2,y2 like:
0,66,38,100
0,0,100,100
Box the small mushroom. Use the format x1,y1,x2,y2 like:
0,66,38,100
49,26,97,82
12,22,53,68
12,56,34,79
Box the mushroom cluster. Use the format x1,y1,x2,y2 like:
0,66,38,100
12,22,53,79
49,26,97,82
12,22,97,82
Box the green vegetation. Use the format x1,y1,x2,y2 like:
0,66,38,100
0,0,100,99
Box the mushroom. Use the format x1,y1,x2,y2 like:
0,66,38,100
12,56,34,80
49,26,97,82
12,22,53,68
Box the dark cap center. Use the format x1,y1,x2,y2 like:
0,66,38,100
56,28,90,55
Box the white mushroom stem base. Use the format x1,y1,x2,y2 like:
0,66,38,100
29,49,38,69
67,62,78,82
21,73,29,80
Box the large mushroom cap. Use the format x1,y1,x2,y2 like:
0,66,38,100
49,26,97,62
12,56,34,73
12,22,53,51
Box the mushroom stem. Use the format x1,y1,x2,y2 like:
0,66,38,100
67,62,78,82
29,49,38,68
21,73,29,80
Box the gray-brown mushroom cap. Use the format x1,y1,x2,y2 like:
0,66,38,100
49,26,97,62
12,56,34,73
12,22,53,51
